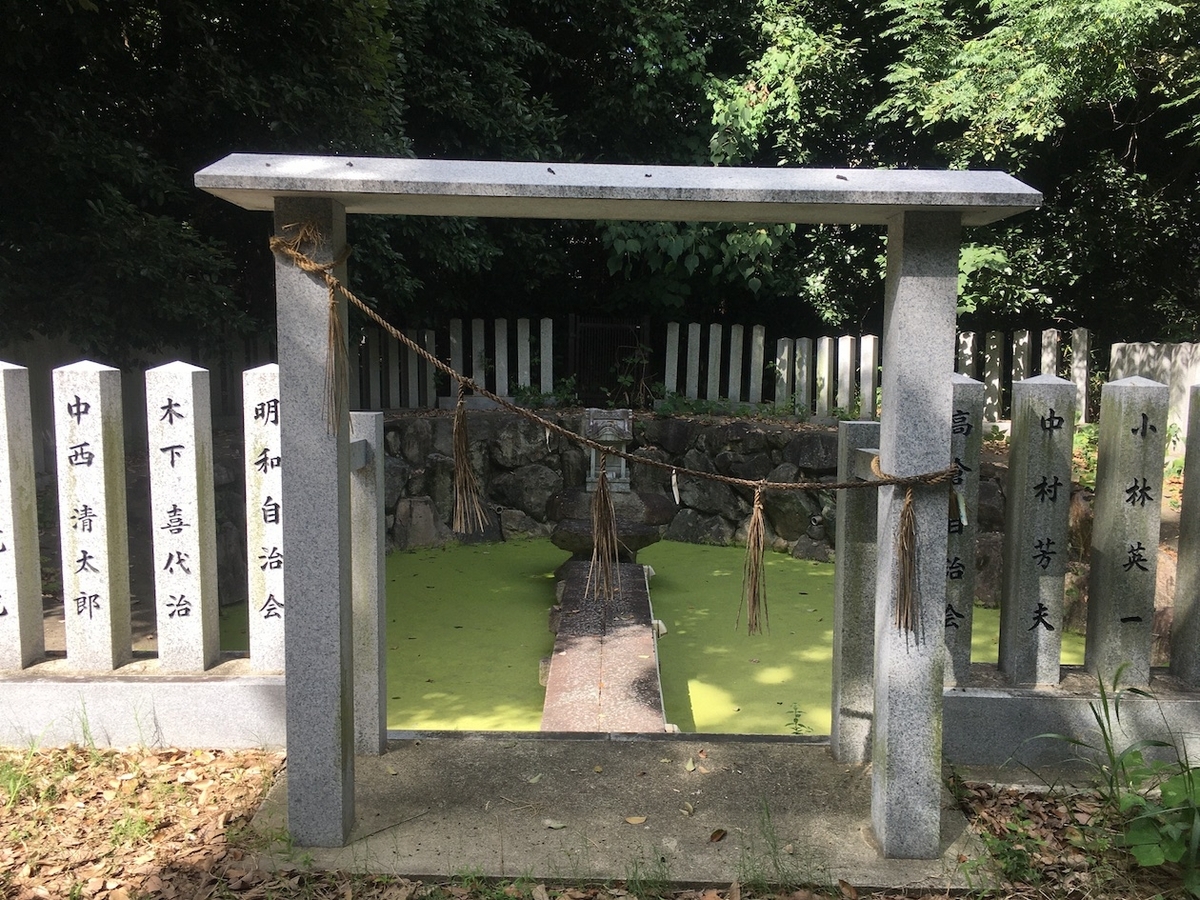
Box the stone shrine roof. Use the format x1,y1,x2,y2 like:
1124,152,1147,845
195,154,1040,226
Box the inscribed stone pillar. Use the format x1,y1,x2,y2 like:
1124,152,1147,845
1171,385,1200,684
1086,376,1168,687
494,318,508,397
243,364,285,672
832,420,880,764
872,211,959,860
0,363,43,668
351,412,386,755
53,361,131,671
944,375,984,686
998,376,1075,686
146,362,219,671
274,199,354,847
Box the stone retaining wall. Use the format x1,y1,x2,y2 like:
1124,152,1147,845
383,411,849,559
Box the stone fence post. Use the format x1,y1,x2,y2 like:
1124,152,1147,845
146,362,220,672
944,375,984,686
999,375,1075,686
53,361,131,671
1086,377,1168,686
0,363,43,668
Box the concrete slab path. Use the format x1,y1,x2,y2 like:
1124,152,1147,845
252,734,980,891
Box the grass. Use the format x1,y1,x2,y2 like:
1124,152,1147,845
217,537,1085,735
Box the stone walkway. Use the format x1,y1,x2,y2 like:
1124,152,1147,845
540,561,668,733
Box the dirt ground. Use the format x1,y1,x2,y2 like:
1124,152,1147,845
0,745,1183,900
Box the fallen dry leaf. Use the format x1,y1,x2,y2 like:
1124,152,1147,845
709,828,727,842
624,816,647,825
837,878,859,899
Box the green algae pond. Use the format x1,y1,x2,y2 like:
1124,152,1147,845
220,538,1085,735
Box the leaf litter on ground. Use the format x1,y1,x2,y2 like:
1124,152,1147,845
0,746,1184,900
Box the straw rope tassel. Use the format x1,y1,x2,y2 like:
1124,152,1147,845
452,382,488,533
586,453,621,604
895,486,919,634
739,483,768,635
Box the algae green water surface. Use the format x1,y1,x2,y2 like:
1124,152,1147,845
220,538,1084,734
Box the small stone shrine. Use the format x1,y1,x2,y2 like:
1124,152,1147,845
548,408,674,561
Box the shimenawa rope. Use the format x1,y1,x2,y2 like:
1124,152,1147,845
270,229,958,636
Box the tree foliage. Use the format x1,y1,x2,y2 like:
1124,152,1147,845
2,0,1199,360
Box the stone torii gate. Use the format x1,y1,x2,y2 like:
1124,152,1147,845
195,154,1040,858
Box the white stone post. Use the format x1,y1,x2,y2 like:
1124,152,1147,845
422,329,438,406
860,335,880,420
387,334,401,408
775,338,793,409
748,325,765,404
1012,330,1031,384
0,363,43,668
1072,328,1090,423
53,361,131,671
685,322,701,400
795,337,813,417
832,420,880,764
983,331,1004,422
274,200,354,847
872,211,959,859
728,324,744,402
837,334,857,413
1040,329,1060,376
146,362,219,671
471,319,487,390
1085,376,1169,686
244,364,285,672
351,412,386,755
956,332,979,379
706,324,722,400
539,319,553,396
405,331,420,409
663,322,680,396
516,318,531,389
815,337,834,417
998,376,1075,686
1171,384,1200,684
366,329,382,410
494,318,509,397
944,375,984,686
449,319,464,385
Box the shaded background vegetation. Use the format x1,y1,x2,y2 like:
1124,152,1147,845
3,0,1199,365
